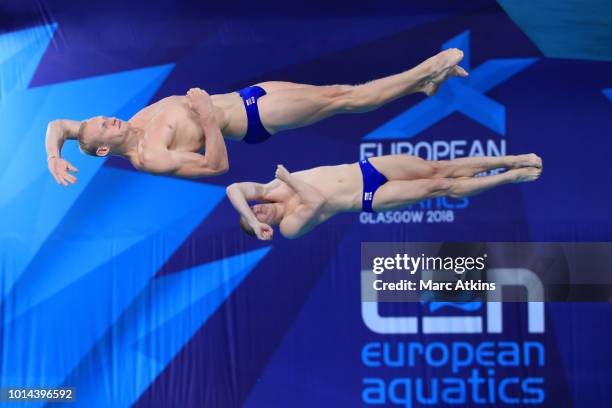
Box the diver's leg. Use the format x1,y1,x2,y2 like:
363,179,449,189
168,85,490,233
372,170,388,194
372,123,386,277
372,167,541,211
255,49,467,133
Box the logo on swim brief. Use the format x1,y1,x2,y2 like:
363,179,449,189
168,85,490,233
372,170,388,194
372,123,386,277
245,96,256,106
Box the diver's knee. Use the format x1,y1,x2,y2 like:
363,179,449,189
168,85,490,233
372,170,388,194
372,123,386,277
328,84,374,113
427,178,453,197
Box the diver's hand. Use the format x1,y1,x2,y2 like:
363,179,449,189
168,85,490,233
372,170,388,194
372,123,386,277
275,164,291,182
48,157,78,187
186,88,214,123
251,222,274,241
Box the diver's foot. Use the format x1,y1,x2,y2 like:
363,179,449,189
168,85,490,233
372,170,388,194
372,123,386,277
512,167,542,183
419,48,468,96
512,153,543,169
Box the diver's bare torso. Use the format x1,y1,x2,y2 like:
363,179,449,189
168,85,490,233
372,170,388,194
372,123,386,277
126,93,246,166
263,163,364,220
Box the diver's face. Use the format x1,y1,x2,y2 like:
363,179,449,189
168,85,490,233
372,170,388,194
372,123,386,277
251,203,280,225
84,116,125,145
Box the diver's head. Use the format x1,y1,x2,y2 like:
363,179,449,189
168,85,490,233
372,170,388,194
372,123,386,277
238,203,283,237
251,203,283,225
77,116,129,157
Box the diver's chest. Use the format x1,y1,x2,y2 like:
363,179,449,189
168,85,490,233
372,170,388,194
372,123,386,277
155,112,204,149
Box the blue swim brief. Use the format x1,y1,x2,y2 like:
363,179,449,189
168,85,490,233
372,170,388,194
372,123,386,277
359,158,388,213
238,85,272,144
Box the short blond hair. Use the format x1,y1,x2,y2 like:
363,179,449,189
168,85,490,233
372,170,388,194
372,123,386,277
77,122,99,156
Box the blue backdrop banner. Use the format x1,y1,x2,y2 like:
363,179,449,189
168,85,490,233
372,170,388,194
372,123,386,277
1,1,611,407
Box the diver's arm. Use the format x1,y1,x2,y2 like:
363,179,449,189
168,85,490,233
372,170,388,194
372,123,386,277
45,120,81,186
140,148,228,178
226,182,274,240
140,114,227,178
226,182,266,226
273,165,326,239
274,164,325,210
45,119,80,159
186,87,229,174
